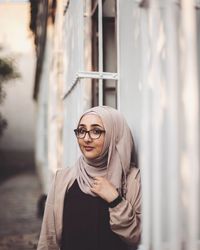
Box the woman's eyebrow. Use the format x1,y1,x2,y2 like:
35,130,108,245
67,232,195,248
78,124,85,127
78,124,104,128
90,124,103,128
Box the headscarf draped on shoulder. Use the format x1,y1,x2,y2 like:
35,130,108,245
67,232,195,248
75,106,137,197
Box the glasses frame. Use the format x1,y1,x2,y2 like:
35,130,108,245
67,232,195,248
74,128,105,139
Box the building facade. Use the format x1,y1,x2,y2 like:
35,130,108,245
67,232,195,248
31,1,200,249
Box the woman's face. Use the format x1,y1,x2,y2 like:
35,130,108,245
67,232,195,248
77,114,105,160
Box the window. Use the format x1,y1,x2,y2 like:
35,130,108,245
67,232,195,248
91,0,118,108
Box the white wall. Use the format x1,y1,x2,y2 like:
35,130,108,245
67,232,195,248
62,0,91,167
117,1,200,249
0,2,35,151
117,1,143,147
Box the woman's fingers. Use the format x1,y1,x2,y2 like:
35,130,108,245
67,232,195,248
90,177,119,202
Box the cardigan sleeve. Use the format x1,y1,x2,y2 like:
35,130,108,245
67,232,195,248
109,168,142,247
37,171,60,250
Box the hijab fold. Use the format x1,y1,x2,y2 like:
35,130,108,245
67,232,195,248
75,106,136,197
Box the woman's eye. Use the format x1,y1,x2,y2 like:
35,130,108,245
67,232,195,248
92,128,101,135
78,128,86,134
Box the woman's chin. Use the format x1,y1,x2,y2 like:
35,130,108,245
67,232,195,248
83,151,99,160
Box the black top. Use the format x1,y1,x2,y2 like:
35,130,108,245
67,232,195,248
61,179,128,250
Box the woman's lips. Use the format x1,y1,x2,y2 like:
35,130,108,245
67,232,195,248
84,146,94,151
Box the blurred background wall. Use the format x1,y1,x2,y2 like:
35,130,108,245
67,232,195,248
0,1,35,174
0,2,35,151
0,2,42,249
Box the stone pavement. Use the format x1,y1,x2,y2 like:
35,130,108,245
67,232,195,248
0,173,42,250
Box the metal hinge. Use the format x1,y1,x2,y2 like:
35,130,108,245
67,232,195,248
62,71,118,100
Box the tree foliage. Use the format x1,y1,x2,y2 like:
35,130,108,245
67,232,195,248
0,57,20,137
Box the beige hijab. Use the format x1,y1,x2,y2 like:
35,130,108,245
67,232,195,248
75,106,137,197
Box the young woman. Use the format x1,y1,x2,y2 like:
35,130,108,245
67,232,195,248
37,106,141,250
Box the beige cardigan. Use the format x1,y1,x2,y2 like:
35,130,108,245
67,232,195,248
37,166,141,250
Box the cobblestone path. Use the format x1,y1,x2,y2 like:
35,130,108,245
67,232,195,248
0,173,42,250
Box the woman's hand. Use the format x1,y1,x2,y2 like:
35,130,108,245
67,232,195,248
90,176,119,203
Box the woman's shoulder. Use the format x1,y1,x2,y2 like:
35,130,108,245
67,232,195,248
55,166,77,183
51,166,77,195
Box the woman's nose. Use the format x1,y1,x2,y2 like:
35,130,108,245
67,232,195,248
83,132,92,141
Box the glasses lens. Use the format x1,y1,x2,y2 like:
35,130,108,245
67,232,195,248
74,128,104,139
74,128,85,138
90,128,102,139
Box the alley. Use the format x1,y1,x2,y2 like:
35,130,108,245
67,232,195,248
0,172,42,250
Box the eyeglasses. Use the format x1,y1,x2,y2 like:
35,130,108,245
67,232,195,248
74,128,105,139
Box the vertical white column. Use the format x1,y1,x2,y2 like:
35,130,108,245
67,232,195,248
55,0,64,169
181,0,199,249
98,0,103,106
149,1,163,249
140,6,152,250
84,0,92,110
116,0,120,110
165,2,181,250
